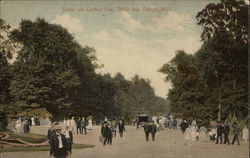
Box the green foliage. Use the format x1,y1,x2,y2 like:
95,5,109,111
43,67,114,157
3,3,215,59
9,18,95,118
159,0,248,125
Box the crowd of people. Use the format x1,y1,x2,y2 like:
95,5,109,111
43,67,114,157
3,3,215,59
47,124,73,158
14,116,41,134
38,115,249,157
178,119,249,146
100,118,125,145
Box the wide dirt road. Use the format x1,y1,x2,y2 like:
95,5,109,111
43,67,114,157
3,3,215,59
0,126,249,158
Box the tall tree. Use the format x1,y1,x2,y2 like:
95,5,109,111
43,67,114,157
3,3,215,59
9,18,95,118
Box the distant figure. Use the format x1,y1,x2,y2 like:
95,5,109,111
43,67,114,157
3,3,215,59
151,121,157,141
180,120,187,134
63,126,73,155
242,125,249,143
107,122,113,145
231,122,240,145
211,127,217,141
173,118,177,130
118,119,125,138
31,116,36,126
184,124,191,145
76,118,81,135
81,117,87,134
50,127,68,158
135,118,140,130
70,117,76,133
223,122,230,145
215,122,224,144
111,119,117,137
87,118,93,130
190,121,197,142
199,125,207,142
23,119,30,133
101,121,112,145
15,119,21,134
143,122,151,141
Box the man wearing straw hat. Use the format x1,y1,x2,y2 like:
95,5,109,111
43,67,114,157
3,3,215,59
50,126,68,158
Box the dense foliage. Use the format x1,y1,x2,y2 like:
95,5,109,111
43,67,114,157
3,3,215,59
0,18,169,125
159,0,248,125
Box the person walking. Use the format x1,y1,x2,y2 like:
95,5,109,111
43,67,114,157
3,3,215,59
101,121,110,145
184,124,191,145
50,127,68,158
242,125,249,143
111,119,117,137
199,125,207,142
231,122,240,145
106,122,113,145
81,117,87,134
215,121,224,144
173,118,177,130
180,119,187,134
151,121,157,141
118,119,125,138
223,121,230,145
143,122,151,142
63,126,73,155
76,118,81,135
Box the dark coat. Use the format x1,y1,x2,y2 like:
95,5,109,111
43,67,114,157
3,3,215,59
101,125,111,137
76,120,81,128
118,122,125,132
50,133,68,157
47,129,55,143
144,123,152,133
151,124,157,134
233,126,239,135
224,125,230,135
217,125,224,135
81,120,87,127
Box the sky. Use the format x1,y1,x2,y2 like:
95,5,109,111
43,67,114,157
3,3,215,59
1,0,219,98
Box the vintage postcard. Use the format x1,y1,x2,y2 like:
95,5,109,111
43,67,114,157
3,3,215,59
0,0,249,158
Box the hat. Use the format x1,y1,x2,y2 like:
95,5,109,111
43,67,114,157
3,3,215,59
52,126,62,130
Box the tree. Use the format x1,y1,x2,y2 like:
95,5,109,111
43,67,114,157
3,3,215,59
196,0,248,119
9,18,95,118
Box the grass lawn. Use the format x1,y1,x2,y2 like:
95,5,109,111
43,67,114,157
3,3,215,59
4,132,48,144
0,144,94,152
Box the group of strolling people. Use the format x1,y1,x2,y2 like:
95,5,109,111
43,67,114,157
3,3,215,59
100,118,125,145
47,124,73,158
179,119,249,146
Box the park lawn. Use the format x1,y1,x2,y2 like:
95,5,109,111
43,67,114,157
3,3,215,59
4,132,48,144
0,144,95,152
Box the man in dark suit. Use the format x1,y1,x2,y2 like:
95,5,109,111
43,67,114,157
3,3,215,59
81,117,87,134
50,127,68,158
223,121,230,145
231,122,240,145
76,118,81,135
63,126,73,154
118,119,125,138
151,121,157,141
216,121,224,144
143,122,151,141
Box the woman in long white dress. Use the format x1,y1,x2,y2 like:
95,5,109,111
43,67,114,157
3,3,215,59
190,121,197,142
87,118,93,130
15,120,21,134
242,126,249,143
199,126,207,142
184,125,191,145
